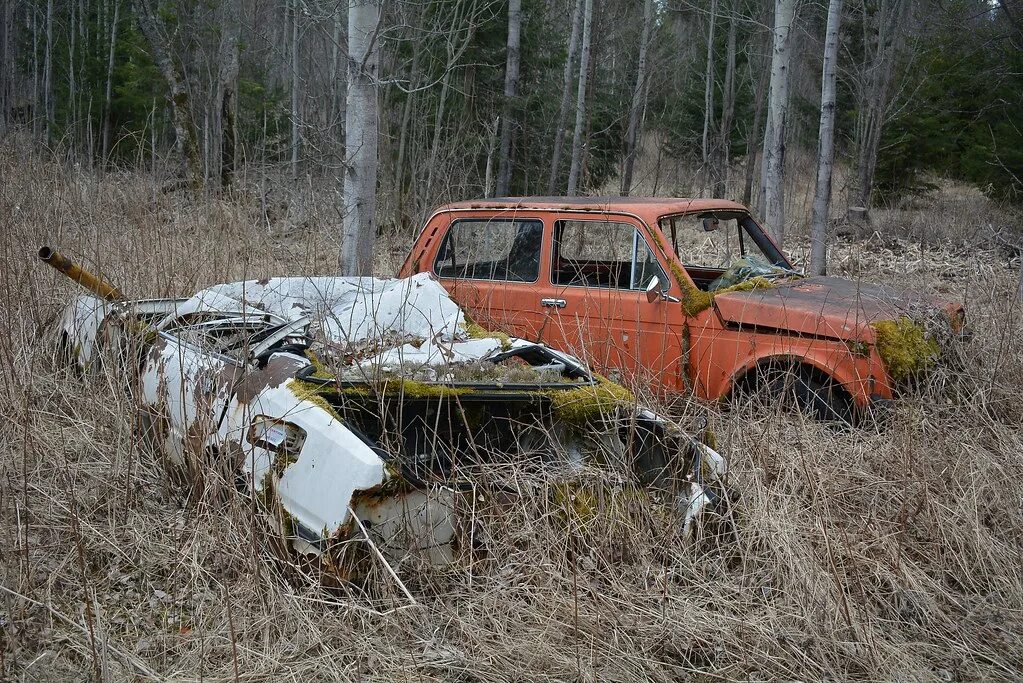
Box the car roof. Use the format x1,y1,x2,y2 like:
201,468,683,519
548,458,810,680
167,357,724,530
435,196,751,225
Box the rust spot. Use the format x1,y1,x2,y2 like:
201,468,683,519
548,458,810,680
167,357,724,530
233,354,307,403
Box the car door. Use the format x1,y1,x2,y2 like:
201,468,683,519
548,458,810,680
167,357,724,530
431,212,550,340
540,216,685,390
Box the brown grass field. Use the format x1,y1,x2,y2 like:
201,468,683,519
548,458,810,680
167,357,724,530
3,140,1023,681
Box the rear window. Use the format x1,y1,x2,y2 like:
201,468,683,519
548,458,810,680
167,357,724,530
433,218,543,282
552,220,662,290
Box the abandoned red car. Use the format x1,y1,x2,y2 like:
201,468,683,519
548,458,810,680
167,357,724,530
399,197,966,420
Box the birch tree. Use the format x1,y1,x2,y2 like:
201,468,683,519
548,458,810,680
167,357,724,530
566,0,593,197
760,0,797,247
339,0,381,275
495,0,521,197
621,0,653,196
548,0,583,195
809,0,843,275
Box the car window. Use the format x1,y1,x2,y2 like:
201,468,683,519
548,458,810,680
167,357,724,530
434,218,543,282
658,213,779,270
552,220,662,290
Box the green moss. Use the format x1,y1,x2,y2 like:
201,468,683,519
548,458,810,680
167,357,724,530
462,321,512,351
872,317,941,383
303,349,335,379
384,378,473,399
289,380,344,420
547,376,635,425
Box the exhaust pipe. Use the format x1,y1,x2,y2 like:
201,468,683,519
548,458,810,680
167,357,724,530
38,246,126,301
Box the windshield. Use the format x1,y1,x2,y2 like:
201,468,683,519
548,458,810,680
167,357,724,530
657,211,795,291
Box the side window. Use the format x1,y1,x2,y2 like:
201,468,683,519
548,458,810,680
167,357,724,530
552,220,662,290
433,218,543,282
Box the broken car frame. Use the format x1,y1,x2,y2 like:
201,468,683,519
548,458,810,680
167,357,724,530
40,247,729,571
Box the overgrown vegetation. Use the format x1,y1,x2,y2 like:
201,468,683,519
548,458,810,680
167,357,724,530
3,144,1023,681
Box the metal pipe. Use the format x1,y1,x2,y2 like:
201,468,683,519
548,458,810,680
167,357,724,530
38,246,126,301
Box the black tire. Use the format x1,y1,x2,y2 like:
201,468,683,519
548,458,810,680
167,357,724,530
762,363,854,424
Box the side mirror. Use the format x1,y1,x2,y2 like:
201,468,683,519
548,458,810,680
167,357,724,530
702,217,721,232
645,275,663,303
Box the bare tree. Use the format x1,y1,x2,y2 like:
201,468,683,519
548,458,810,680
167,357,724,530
715,14,737,197
339,0,381,275
495,0,521,197
548,0,584,195
809,0,843,275
760,0,797,247
101,0,121,163
701,0,718,182
134,0,202,185
43,0,53,142
621,0,654,196
566,0,593,197
290,0,301,182
847,0,910,221
219,0,240,188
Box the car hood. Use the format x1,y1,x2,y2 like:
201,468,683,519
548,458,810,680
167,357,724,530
712,276,960,342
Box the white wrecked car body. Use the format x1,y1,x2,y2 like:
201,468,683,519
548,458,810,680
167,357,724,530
55,270,729,563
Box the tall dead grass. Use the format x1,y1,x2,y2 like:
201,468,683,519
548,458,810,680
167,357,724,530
3,140,1023,681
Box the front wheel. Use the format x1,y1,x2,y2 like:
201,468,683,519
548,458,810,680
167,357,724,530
760,364,855,424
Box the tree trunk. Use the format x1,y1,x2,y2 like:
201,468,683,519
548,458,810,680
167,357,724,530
548,0,583,195
134,0,202,185
0,0,11,136
848,0,908,219
43,0,53,143
701,0,718,174
743,41,769,208
621,0,653,196
290,0,300,182
101,0,120,163
809,0,843,276
330,7,345,136
219,0,240,189
394,42,421,219
495,0,521,197
715,15,737,198
425,67,452,196
760,0,797,247
566,0,593,197
548,0,581,194
339,0,381,275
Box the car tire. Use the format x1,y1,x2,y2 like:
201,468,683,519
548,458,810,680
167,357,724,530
762,363,854,424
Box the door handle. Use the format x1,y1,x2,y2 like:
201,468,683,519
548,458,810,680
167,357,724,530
540,298,567,309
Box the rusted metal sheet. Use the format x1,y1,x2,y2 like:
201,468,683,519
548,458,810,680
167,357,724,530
44,248,729,573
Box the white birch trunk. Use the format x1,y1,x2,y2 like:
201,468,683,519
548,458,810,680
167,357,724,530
495,0,521,197
566,0,593,197
548,0,583,195
339,0,381,275
760,0,797,247
620,0,653,196
809,0,843,275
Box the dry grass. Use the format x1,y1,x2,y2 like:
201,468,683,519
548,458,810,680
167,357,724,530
3,139,1023,682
